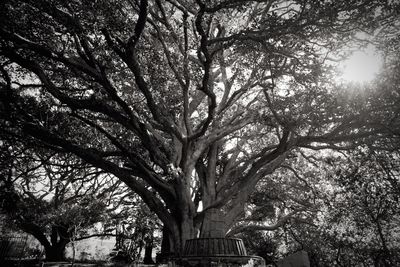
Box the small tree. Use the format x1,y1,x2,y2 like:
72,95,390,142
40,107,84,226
0,143,118,261
110,195,161,263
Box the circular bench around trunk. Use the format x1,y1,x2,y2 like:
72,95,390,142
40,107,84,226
178,238,265,267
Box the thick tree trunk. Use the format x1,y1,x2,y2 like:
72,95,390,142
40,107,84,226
169,216,195,256
167,180,197,256
200,208,227,238
21,223,69,262
44,242,67,261
158,226,172,263
164,208,231,258
158,213,196,260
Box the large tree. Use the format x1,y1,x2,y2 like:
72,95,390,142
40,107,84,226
1,0,399,254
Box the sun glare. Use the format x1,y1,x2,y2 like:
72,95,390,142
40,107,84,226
338,45,383,84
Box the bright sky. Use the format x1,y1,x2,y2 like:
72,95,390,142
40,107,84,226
337,44,383,83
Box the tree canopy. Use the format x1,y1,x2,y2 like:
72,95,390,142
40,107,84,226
1,0,399,255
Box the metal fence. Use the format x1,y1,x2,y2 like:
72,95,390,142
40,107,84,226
0,234,28,261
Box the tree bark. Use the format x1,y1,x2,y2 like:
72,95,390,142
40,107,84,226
44,242,67,261
20,222,69,261
159,226,172,259
200,208,227,238
143,240,154,264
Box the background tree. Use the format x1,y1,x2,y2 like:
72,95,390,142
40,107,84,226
0,141,120,261
234,148,400,266
327,149,400,266
1,0,399,255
